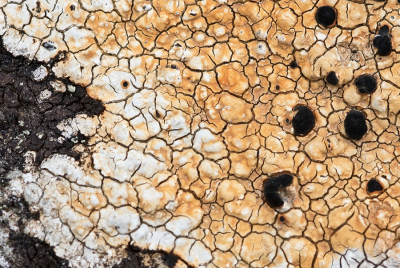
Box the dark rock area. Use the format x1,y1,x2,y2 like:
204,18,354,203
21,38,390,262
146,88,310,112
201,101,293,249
0,37,104,179
0,195,69,268
113,245,189,268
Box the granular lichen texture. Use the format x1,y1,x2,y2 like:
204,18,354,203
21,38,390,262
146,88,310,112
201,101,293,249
1,0,400,267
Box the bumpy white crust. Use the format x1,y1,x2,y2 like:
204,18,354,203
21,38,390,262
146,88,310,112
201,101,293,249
1,0,400,267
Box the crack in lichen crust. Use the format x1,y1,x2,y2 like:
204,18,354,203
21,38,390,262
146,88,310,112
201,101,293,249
1,0,400,267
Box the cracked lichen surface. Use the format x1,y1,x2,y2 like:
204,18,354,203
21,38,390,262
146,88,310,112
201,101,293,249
1,0,400,267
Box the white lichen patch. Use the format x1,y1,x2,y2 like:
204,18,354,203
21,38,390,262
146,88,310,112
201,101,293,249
1,0,400,267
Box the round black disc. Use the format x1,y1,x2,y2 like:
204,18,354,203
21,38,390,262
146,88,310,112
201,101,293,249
326,71,339,85
354,75,377,94
367,179,384,194
292,106,316,136
315,6,337,28
263,174,293,209
344,110,368,140
373,35,392,56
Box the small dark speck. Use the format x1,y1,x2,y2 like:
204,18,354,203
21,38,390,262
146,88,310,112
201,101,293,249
289,61,298,69
36,1,41,12
279,216,285,222
155,110,160,118
122,81,129,88
275,85,280,90
70,4,75,11
171,64,178,69
285,118,291,124
42,42,56,51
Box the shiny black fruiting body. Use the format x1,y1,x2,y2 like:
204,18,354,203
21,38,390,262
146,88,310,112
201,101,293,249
315,6,336,28
344,110,368,140
354,75,377,94
367,179,384,193
263,174,293,209
373,25,392,56
326,71,339,85
292,106,315,136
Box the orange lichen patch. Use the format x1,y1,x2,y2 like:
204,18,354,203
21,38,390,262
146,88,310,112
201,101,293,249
71,185,107,216
172,149,202,189
260,150,305,176
101,34,121,55
3,4,30,29
86,11,119,44
64,27,97,53
135,174,179,214
218,93,253,124
275,209,307,237
102,179,138,207
229,150,258,178
223,122,260,152
241,232,277,266
23,17,52,39
4,0,400,266
166,191,204,236
337,0,368,28
281,238,317,267
216,63,249,95
59,205,95,241
225,192,276,225
216,179,246,205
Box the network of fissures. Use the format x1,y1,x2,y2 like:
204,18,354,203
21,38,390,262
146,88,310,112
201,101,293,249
0,0,400,267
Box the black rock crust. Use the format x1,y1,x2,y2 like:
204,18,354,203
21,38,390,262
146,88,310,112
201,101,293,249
0,195,69,268
113,245,192,268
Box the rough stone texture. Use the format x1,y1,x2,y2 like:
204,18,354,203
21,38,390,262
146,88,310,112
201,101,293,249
0,0,400,267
